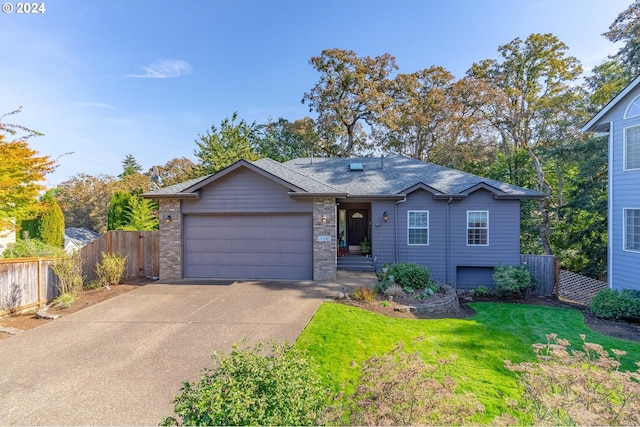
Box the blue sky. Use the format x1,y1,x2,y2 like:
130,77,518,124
0,0,631,186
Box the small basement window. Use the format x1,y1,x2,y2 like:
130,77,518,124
349,162,364,171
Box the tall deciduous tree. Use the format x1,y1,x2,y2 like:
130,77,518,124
0,133,55,234
603,0,640,78
468,33,583,255
55,173,119,234
253,117,322,161
302,49,398,155
194,112,259,174
149,157,203,187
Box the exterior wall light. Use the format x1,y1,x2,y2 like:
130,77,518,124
164,215,172,224
383,211,389,222
321,214,328,224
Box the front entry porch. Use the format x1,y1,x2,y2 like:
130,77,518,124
337,202,374,272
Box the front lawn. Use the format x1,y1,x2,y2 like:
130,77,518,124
296,301,640,424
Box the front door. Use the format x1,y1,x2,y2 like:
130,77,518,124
347,209,368,246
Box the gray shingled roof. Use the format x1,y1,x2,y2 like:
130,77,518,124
143,154,544,199
282,155,544,197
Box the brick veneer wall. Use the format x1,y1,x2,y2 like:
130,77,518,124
313,198,336,280
159,199,182,280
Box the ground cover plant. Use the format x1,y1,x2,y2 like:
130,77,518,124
296,301,640,424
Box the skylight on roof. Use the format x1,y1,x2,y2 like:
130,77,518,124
349,162,364,171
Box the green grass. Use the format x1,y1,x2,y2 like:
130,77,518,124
296,301,640,424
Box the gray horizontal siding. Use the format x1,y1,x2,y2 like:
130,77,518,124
182,168,312,214
384,188,521,286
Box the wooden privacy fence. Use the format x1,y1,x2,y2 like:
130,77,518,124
0,258,59,316
521,254,559,297
79,230,159,282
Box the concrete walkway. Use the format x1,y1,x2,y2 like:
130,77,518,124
0,273,375,426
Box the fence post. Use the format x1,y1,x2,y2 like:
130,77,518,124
37,258,44,307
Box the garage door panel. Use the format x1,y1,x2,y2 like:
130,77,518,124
184,214,312,280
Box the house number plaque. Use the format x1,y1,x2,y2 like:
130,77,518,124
317,235,332,242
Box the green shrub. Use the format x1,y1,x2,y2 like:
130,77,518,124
2,238,65,258
590,288,640,321
493,265,534,299
51,253,84,296
162,341,328,426
473,286,492,297
387,263,436,292
95,252,127,289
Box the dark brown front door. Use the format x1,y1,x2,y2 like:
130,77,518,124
347,209,368,246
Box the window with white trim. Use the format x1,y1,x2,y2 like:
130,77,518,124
624,209,640,252
625,125,640,170
407,210,429,245
467,211,488,246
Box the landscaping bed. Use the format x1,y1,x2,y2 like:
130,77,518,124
0,277,153,338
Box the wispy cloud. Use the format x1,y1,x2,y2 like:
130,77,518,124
77,102,115,109
127,59,192,78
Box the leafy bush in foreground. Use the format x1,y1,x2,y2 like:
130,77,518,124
162,341,328,426
323,340,485,426
505,334,640,426
590,288,640,322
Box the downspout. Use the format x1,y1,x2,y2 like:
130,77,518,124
608,121,613,288
394,197,407,263
446,196,453,285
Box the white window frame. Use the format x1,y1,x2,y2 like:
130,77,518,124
624,125,640,171
624,208,640,253
467,210,489,246
407,210,429,245
625,94,640,119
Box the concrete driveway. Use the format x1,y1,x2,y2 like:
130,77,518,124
0,278,348,426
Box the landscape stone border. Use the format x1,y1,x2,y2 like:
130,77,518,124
394,284,459,314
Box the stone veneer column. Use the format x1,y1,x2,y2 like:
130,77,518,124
159,199,182,280
312,198,336,281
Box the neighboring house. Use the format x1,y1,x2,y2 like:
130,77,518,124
64,227,100,253
582,74,640,291
143,155,544,286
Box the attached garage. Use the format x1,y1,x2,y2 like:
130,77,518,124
184,214,313,280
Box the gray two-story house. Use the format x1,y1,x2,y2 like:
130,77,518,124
582,74,640,291
145,154,544,287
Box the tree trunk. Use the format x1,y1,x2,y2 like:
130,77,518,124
527,148,553,255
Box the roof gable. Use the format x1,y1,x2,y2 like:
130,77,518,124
582,74,640,133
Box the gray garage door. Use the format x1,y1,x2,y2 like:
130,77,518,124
184,214,313,280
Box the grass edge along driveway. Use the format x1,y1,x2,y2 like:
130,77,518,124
296,301,640,424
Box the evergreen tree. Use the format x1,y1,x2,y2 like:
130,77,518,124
19,191,65,247
107,191,132,231
121,196,158,231
119,154,142,179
